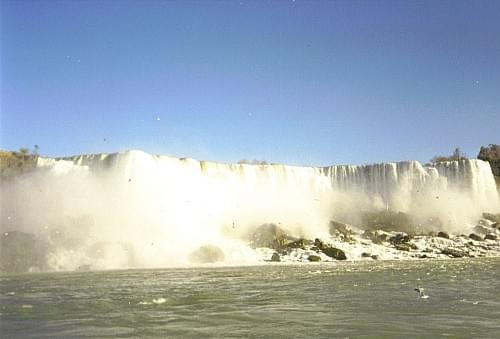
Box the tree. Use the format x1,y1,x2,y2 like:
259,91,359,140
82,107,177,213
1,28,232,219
478,144,500,162
452,147,466,161
32,144,40,156
431,147,467,164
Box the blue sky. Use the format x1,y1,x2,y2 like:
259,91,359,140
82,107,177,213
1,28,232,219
1,0,499,166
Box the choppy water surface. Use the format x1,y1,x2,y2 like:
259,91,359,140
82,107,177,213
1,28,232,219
1,259,499,338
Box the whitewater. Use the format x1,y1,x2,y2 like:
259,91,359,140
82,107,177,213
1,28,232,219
1,150,499,270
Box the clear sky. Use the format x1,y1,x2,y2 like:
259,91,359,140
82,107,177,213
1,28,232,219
1,0,499,166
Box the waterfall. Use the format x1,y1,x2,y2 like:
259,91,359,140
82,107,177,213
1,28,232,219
1,150,498,270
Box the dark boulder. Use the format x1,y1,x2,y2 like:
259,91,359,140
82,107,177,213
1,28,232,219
389,233,410,245
308,255,321,262
469,233,483,241
313,238,347,260
485,234,498,240
314,238,324,250
321,246,347,260
441,248,465,258
284,239,306,250
361,252,372,258
437,231,450,239
271,252,281,262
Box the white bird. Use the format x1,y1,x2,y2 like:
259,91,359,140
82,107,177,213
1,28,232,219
414,288,429,299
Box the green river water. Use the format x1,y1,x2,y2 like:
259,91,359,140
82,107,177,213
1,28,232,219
1,258,499,338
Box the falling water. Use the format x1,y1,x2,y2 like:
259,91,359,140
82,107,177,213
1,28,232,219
1,150,498,270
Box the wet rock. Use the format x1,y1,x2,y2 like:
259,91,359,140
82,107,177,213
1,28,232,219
308,255,321,262
250,223,295,250
271,252,281,262
441,248,466,258
473,225,490,235
482,213,500,223
284,239,306,250
491,222,499,229
329,220,349,235
362,230,390,244
361,252,372,258
371,255,379,260
469,233,483,241
329,220,356,242
395,243,411,251
314,238,324,250
437,231,450,239
321,246,347,260
485,234,498,241
188,245,225,264
389,233,410,245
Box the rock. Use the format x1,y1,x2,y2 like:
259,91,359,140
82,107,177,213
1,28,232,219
469,233,483,241
361,252,372,258
329,220,349,235
188,245,225,263
329,220,357,242
321,246,347,260
371,255,379,260
271,252,281,262
437,231,450,239
419,254,428,259
308,255,321,262
314,238,324,250
284,239,306,250
473,225,490,235
441,248,465,258
250,223,295,250
491,222,499,229
395,243,411,251
362,230,390,244
485,234,498,240
389,233,410,245
482,212,500,223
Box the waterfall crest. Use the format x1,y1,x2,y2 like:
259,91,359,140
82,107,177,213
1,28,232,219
2,150,498,270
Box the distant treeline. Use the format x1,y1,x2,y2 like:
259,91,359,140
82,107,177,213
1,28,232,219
0,146,40,177
430,144,500,163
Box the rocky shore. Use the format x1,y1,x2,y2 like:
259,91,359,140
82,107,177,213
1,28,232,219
252,213,500,263
1,212,500,273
